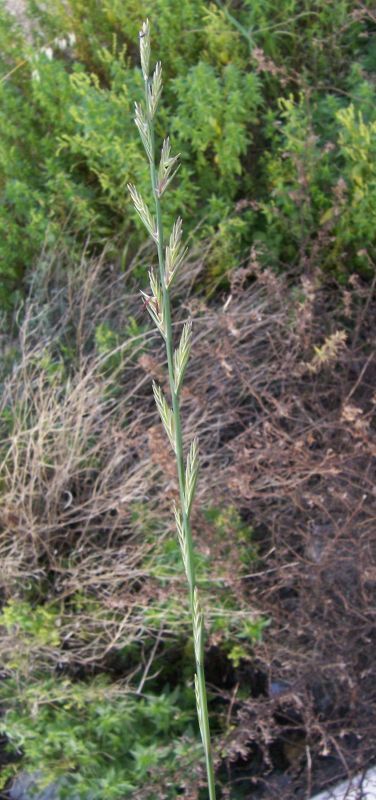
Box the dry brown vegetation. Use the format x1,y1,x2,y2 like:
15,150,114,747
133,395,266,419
0,245,375,797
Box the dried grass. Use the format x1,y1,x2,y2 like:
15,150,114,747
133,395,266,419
0,245,375,796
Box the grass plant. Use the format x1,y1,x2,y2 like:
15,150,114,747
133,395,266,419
128,20,217,800
0,221,375,797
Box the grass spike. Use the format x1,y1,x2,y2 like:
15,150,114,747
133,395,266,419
130,21,217,800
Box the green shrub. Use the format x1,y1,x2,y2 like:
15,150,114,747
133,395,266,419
260,76,376,279
0,501,267,799
0,674,201,798
219,0,364,81
0,0,373,308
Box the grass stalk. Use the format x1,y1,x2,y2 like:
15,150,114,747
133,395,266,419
128,20,216,800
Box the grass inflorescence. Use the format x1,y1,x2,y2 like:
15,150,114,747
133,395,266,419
128,19,217,800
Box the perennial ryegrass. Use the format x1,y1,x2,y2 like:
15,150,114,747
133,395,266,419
128,20,217,800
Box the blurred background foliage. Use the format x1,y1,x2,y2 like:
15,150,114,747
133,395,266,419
0,2,375,798
0,0,375,307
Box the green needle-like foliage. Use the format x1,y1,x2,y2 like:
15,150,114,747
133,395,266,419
128,20,217,800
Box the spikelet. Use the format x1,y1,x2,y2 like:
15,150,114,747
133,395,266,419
157,138,180,197
152,382,176,452
139,19,150,80
193,587,204,665
128,184,157,241
184,438,199,517
165,218,188,287
174,320,192,393
173,504,188,577
134,102,153,161
140,269,166,339
195,673,205,746
148,61,162,118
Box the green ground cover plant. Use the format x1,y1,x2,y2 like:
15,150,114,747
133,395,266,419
0,675,201,798
0,1,374,307
0,240,375,797
0,250,270,798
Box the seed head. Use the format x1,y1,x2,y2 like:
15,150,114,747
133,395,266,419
139,19,151,80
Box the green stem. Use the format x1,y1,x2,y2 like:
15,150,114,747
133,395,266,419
215,0,254,53
145,79,216,800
